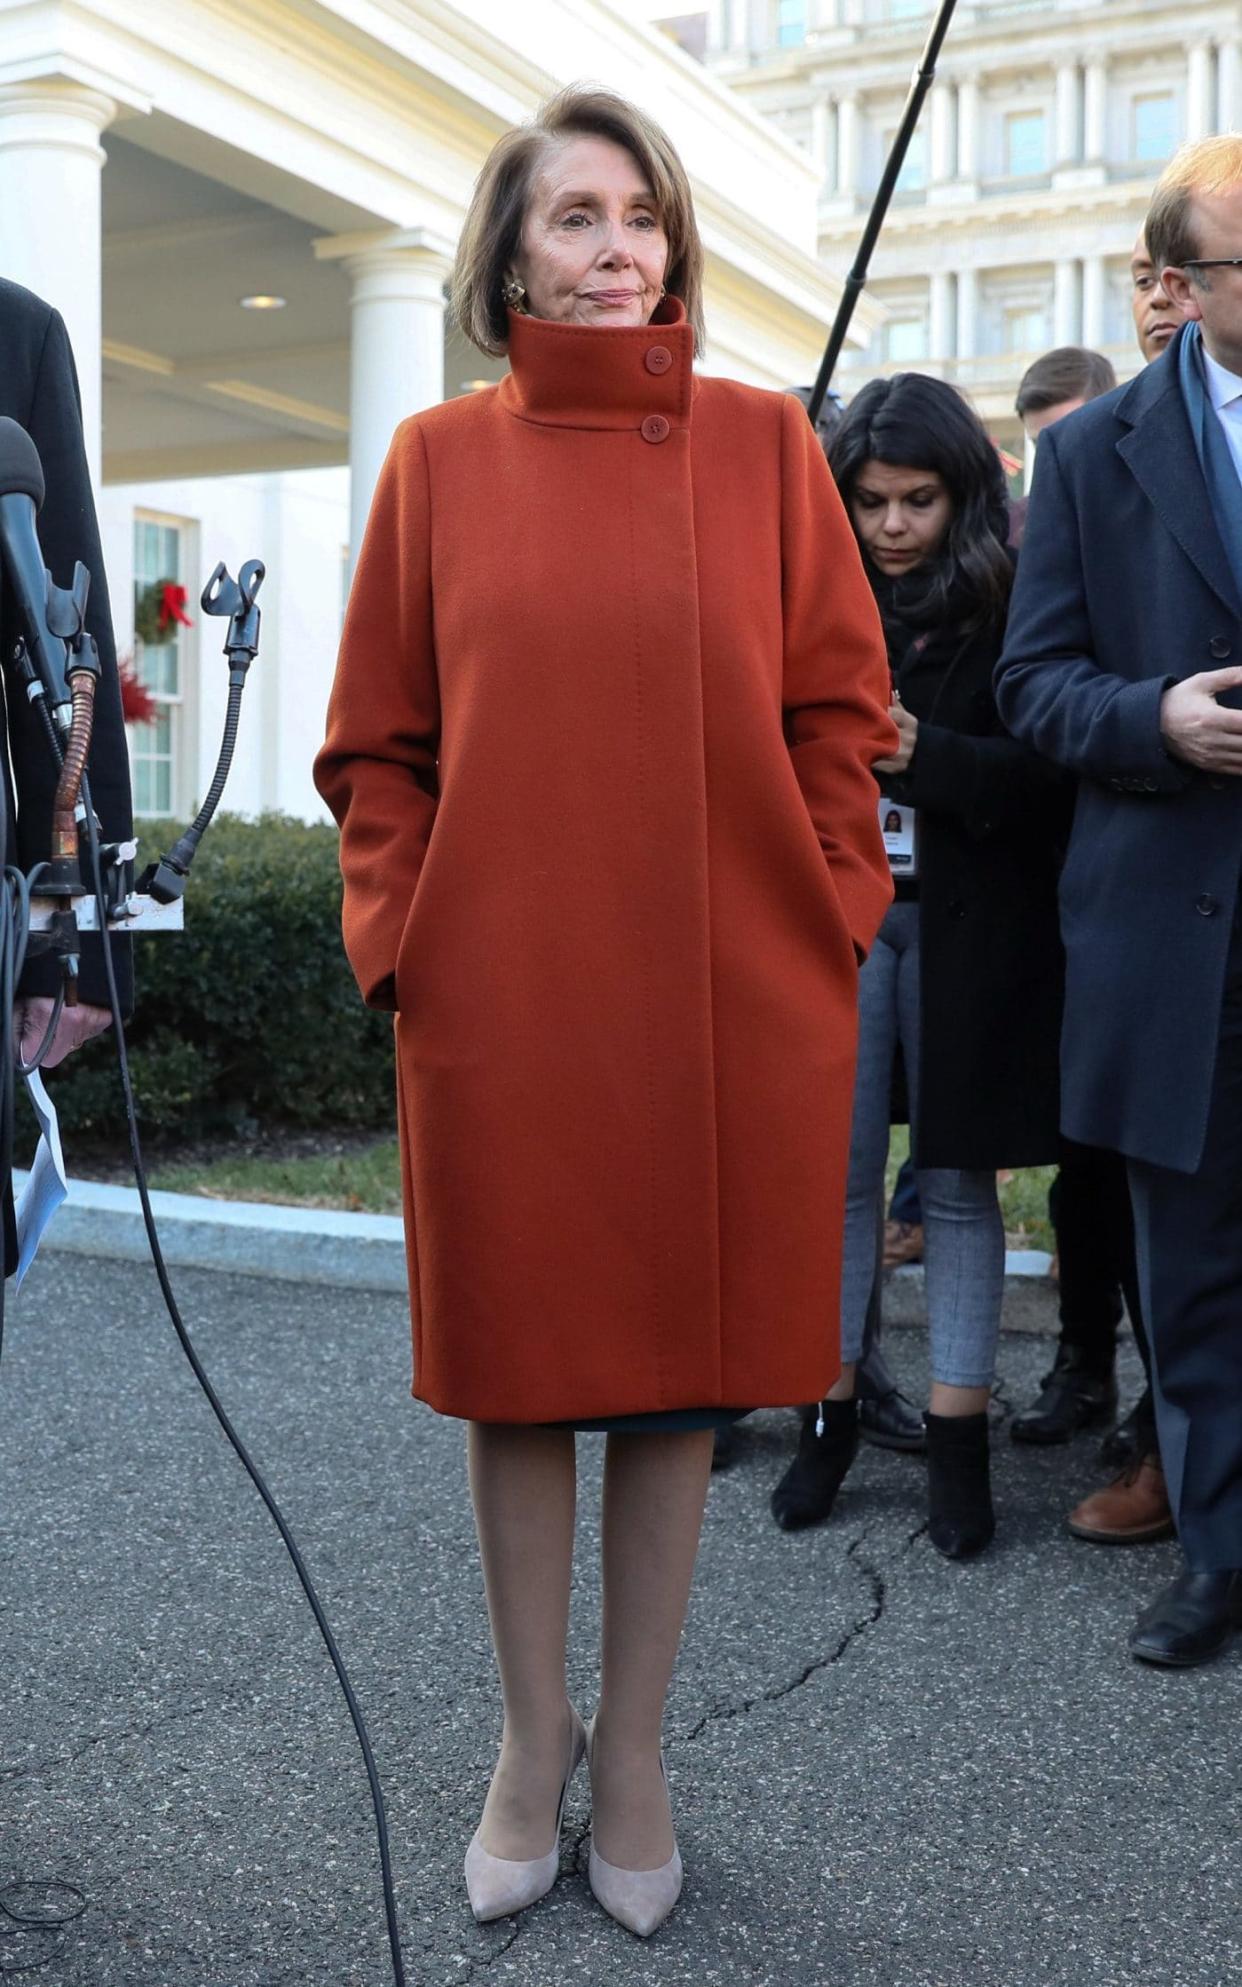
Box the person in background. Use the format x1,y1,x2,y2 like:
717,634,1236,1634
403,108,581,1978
771,372,1069,1555
1131,227,1181,362
1015,345,1118,440
996,137,1242,1666
1007,347,1144,1458
1013,252,1186,1551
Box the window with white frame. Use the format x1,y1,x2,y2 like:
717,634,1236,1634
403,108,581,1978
1004,109,1048,178
1133,92,1178,163
889,0,929,18
776,0,807,46
131,514,190,818
1004,303,1049,354
883,125,927,192
886,316,929,361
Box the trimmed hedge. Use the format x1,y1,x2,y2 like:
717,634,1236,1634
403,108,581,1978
49,812,396,1141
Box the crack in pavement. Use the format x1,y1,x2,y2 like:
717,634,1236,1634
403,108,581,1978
676,1518,928,1747
1,1698,244,1786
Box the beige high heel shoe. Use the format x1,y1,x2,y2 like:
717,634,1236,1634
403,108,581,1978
464,1705,587,1923
585,1716,683,1938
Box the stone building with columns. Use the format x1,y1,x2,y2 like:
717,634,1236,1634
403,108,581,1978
0,0,866,822
689,0,1242,468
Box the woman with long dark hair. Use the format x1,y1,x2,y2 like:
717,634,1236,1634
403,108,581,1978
771,371,1069,1556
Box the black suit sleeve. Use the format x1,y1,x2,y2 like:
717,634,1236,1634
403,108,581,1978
12,308,133,1013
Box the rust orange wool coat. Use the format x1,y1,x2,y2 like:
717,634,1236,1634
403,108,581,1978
315,298,896,1424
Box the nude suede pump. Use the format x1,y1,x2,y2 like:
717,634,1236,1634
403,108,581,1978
464,1706,587,1923
585,1718,683,1937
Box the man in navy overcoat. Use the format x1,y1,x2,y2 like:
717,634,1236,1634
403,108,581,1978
996,139,1242,1667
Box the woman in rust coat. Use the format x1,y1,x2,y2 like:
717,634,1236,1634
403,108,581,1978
315,87,894,1937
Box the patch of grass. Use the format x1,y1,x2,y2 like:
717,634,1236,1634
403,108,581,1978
150,1140,402,1215
884,1125,1055,1253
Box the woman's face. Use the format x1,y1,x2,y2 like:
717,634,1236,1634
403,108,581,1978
510,135,670,331
850,460,954,577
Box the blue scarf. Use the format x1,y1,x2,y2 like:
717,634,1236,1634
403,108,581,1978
1177,319,1242,611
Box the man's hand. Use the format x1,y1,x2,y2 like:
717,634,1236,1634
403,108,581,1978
874,701,919,776
14,996,111,1070
1160,666,1242,773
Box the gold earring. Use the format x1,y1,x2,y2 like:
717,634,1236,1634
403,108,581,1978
503,277,527,310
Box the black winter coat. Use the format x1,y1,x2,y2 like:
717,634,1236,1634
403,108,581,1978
0,277,133,1013
881,607,1070,1170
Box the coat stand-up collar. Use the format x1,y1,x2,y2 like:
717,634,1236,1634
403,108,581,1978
500,295,695,432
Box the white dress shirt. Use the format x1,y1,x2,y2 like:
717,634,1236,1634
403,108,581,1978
1202,344,1242,491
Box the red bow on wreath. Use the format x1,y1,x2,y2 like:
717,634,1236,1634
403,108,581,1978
157,582,193,634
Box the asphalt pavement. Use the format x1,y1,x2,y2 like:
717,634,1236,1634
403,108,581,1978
1,1253,1237,1987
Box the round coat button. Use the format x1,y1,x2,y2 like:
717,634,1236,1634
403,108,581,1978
645,346,672,375
641,414,671,444
1196,894,1219,916
1210,636,1233,659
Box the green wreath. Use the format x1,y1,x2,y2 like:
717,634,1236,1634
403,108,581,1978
134,578,190,647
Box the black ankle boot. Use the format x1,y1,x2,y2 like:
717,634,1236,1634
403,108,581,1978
925,1411,995,1560
770,1401,859,1532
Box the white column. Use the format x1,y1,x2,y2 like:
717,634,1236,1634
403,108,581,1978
930,84,956,185
1055,63,1082,165
1188,43,1216,141
837,93,859,199
842,0,865,25
1219,37,1242,130
706,0,728,56
956,77,980,181
929,270,955,358
1082,253,1107,347
956,265,978,359
810,98,833,185
1053,258,1080,345
0,80,115,491
342,234,453,567
727,0,750,53
1083,57,1108,162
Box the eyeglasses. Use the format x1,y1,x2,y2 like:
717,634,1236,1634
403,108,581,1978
1182,259,1242,270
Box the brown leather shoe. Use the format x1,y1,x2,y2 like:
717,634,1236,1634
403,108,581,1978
882,1219,924,1269
1067,1453,1174,1545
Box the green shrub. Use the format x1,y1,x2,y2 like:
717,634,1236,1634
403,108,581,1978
49,812,396,1141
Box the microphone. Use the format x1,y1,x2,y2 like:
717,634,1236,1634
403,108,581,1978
0,417,70,708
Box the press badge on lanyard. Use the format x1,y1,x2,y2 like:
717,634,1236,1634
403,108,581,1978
880,798,918,879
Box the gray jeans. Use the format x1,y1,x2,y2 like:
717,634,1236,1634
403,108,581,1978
842,901,1004,1389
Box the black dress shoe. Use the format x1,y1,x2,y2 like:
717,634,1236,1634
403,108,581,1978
858,1388,926,1453
1099,1388,1157,1471
771,1401,859,1531
1010,1345,1118,1446
925,1411,994,1559
1129,1570,1242,1668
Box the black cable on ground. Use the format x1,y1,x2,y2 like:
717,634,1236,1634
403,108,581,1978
2,781,408,1987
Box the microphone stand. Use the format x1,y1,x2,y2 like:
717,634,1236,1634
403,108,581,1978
807,0,963,425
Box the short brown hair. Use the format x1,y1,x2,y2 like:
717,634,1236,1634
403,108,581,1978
451,85,706,357
1015,346,1117,419
1147,135,1242,277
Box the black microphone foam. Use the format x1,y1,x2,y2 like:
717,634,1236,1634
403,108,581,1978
0,418,45,508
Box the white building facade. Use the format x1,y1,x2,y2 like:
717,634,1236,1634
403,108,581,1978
0,0,873,823
697,0,1242,459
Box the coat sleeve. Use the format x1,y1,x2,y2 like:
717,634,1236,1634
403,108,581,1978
994,424,1187,793
313,419,440,1011
779,393,897,959
888,718,1068,836
14,307,135,1013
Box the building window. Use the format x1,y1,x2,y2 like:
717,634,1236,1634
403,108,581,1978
1004,305,1048,354
1004,109,1047,178
889,0,928,17
884,126,927,192
1133,93,1178,163
886,317,928,361
131,514,189,818
776,0,807,46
